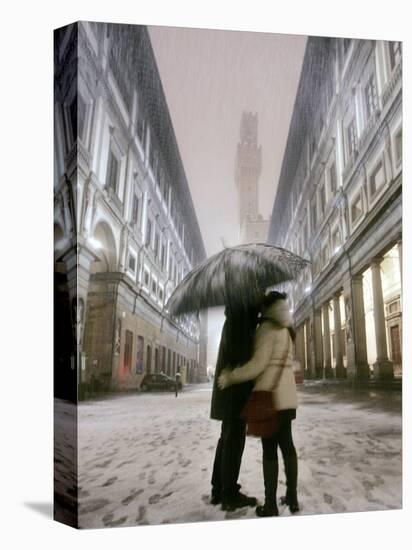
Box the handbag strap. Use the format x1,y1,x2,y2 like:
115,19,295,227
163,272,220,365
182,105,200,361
270,328,291,391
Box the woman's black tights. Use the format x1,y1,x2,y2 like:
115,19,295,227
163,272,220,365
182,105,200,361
261,418,298,503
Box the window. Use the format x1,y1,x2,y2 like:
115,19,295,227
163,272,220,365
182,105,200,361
154,231,160,258
329,160,337,195
316,255,321,274
332,227,341,249
178,219,184,241
386,299,400,316
159,286,164,302
108,48,132,110
364,72,378,119
128,253,136,273
69,98,77,141
124,330,133,372
132,194,139,225
151,278,157,295
161,243,166,269
163,180,170,204
136,336,144,374
309,134,316,163
143,269,150,287
319,182,326,215
146,218,152,247
322,245,329,267
346,119,357,160
146,345,152,374
106,149,119,192
78,95,87,141
369,160,385,198
160,176,169,202
161,346,167,372
388,41,402,72
154,348,160,373
394,129,402,165
350,193,363,224
69,94,87,142
137,117,147,148
310,197,317,233
149,144,156,173
325,59,335,108
302,217,308,248
136,95,148,146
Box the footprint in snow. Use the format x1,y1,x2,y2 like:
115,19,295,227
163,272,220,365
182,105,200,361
148,494,161,504
102,477,118,487
323,493,333,504
122,489,144,505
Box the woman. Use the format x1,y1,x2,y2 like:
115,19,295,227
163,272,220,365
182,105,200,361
209,302,260,511
218,291,300,517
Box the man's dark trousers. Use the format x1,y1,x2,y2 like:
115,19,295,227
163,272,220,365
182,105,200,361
211,415,246,499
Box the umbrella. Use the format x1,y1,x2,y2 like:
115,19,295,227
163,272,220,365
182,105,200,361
165,243,310,316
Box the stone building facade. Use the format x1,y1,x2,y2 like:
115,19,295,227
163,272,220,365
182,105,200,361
54,22,208,397
268,37,402,381
235,112,270,244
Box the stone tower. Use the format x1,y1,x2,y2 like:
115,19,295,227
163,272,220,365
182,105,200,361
235,111,269,243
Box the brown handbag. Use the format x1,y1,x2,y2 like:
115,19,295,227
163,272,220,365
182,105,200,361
240,328,291,438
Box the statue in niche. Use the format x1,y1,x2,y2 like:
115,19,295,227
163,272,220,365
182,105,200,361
344,296,353,342
114,318,121,356
71,297,85,349
82,177,91,233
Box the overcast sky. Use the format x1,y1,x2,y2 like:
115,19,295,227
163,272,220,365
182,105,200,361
148,25,307,365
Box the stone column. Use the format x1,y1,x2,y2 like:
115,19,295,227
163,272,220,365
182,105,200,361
398,240,402,288
371,258,394,380
322,303,333,378
305,319,312,378
333,293,345,378
295,325,305,365
343,274,370,380
293,325,305,380
313,308,324,379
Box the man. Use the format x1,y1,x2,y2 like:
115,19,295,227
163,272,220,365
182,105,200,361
175,370,181,398
209,303,259,511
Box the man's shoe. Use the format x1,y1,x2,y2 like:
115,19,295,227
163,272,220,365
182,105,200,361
255,503,279,517
221,491,257,511
210,493,222,505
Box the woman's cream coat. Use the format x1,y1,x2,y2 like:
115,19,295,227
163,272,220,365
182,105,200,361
226,306,298,411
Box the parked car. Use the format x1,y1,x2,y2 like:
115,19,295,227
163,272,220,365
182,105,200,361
140,373,183,392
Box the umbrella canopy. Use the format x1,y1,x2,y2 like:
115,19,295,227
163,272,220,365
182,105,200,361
165,243,310,316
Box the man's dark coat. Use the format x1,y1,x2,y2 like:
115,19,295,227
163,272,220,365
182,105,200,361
210,310,257,421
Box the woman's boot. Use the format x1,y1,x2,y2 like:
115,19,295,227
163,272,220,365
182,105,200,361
280,451,299,513
256,458,279,517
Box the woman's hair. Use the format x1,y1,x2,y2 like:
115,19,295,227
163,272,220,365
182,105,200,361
261,291,296,342
262,290,288,309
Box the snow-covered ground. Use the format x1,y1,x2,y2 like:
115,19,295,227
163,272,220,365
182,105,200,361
57,383,402,529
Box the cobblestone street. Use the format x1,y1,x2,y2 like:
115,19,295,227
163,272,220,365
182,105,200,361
55,383,403,529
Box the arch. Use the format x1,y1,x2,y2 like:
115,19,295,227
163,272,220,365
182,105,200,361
89,219,117,273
